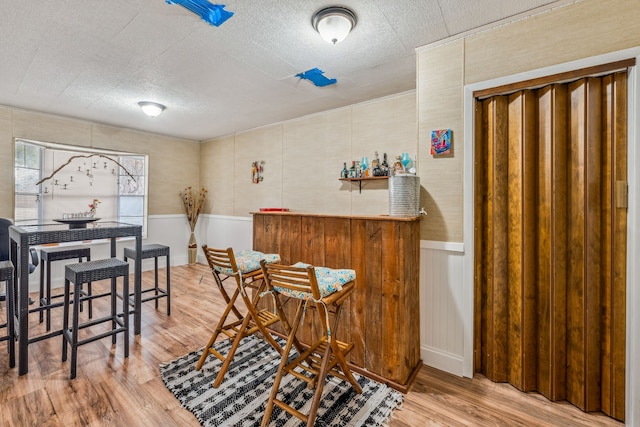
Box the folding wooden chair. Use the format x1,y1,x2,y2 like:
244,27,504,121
196,246,284,387
259,260,362,427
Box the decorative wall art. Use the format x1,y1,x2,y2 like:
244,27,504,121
430,129,452,156
35,153,136,189
252,161,264,183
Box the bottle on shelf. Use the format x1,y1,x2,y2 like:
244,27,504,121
341,162,348,179
349,161,356,178
381,152,389,176
361,156,369,177
409,155,417,175
371,151,380,176
392,155,404,176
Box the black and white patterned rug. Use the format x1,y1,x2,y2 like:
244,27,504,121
160,335,403,426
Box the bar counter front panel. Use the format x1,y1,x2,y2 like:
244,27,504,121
253,211,421,392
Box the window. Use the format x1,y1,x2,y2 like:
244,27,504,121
14,139,148,235
14,141,42,223
118,156,146,227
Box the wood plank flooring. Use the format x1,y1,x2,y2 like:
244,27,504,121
0,263,624,426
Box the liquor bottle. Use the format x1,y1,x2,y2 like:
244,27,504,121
341,162,348,179
372,153,381,176
381,153,389,176
349,161,356,178
371,151,379,170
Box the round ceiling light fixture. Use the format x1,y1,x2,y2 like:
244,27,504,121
138,101,166,117
312,6,357,44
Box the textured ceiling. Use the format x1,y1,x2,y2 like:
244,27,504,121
0,0,567,141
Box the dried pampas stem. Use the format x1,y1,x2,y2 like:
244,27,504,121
180,186,208,231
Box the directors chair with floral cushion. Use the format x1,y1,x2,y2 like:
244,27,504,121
259,260,362,427
196,246,285,388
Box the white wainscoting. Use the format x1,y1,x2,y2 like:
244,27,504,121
419,240,467,377
141,214,253,267
197,214,253,263
143,213,252,266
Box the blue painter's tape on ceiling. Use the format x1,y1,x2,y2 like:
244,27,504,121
166,0,233,27
296,68,337,87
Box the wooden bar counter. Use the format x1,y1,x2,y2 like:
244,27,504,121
252,211,422,392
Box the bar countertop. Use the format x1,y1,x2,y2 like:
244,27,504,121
251,211,421,222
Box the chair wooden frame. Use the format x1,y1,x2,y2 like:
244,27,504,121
259,260,362,427
196,246,285,388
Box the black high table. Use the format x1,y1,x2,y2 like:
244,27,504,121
9,221,142,375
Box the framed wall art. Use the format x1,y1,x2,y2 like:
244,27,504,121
431,129,452,156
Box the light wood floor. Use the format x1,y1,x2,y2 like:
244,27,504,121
0,263,624,426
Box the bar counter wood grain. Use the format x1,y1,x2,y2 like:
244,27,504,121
252,211,422,392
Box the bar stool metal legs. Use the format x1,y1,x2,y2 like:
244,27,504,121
39,247,92,331
123,244,170,315
0,261,15,368
62,258,129,380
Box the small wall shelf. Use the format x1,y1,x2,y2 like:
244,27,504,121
339,176,389,193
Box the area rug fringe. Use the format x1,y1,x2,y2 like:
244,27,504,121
160,335,403,427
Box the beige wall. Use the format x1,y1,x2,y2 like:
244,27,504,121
417,40,465,242
0,107,199,218
418,0,640,242
200,92,417,219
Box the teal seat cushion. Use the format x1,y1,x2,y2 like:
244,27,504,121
214,250,280,275
274,262,356,299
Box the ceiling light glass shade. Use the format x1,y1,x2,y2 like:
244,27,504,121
312,7,357,44
138,101,166,117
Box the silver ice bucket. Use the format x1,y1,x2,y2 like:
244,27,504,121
389,175,420,217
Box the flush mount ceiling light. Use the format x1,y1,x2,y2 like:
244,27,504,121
312,6,357,44
138,101,166,117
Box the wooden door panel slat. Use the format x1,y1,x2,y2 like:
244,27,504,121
548,82,569,402
487,96,510,382
611,72,627,420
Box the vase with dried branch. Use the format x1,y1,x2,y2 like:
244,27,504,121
180,186,208,264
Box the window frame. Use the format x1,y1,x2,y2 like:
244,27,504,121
14,138,149,237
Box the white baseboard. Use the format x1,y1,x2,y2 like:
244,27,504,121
421,344,465,377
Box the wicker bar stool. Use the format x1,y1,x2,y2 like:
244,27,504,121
0,261,15,368
39,247,92,331
123,244,170,315
259,260,362,427
62,258,129,380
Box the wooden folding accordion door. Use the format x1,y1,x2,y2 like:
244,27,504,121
474,71,627,421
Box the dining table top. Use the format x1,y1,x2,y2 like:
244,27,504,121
9,221,142,245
